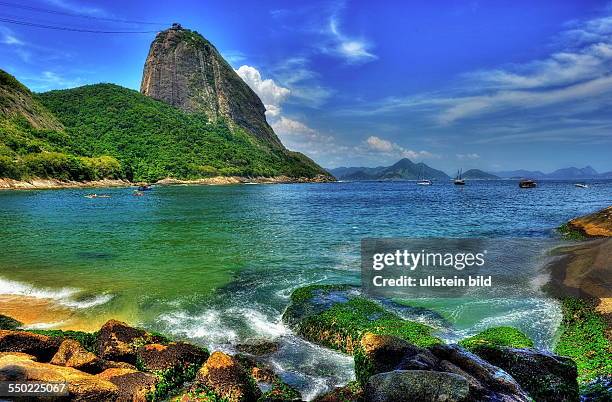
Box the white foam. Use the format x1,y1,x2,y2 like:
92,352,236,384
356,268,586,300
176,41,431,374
159,309,239,345
0,277,113,309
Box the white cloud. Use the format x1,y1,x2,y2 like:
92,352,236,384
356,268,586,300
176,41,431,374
326,16,377,64
342,8,612,126
44,0,105,15
2,35,23,46
235,65,290,117
22,71,83,91
364,136,435,160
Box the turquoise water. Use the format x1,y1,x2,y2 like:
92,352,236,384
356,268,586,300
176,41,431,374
0,180,610,397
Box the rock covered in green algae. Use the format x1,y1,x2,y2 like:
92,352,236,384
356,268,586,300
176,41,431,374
194,351,261,402
0,314,22,330
282,284,440,354
458,326,534,350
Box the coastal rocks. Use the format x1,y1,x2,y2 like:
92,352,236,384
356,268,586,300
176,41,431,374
97,367,159,402
0,329,61,361
314,381,364,402
471,346,579,402
567,206,612,237
235,340,280,356
0,354,118,401
235,354,302,401
0,314,22,330
136,341,209,371
430,344,530,401
457,327,534,350
195,351,261,402
364,370,470,402
97,319,166,365
51,338,105,373
354,333,438,384
282,285,440,354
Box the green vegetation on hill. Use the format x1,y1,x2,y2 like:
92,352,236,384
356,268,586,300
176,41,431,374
0,70,328,182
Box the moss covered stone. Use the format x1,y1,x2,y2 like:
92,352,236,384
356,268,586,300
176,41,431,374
458,326,534,350
554,298,611,383
283,285,440,355
0,314,22,330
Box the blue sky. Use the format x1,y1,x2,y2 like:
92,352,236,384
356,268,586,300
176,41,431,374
1,0,612,173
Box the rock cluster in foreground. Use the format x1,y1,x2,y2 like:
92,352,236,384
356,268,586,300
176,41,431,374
0,319,299,401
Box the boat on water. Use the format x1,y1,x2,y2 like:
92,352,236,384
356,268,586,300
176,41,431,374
137,184,152,191
416,165,432,185
132,191,145,196
84,194,111,199
453,169,465,185
519,179,537,188
574,183,588,188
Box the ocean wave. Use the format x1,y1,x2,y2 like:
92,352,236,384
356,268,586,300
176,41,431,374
0,277,113,309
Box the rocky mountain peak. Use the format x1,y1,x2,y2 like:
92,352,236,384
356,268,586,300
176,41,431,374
140,25,283,148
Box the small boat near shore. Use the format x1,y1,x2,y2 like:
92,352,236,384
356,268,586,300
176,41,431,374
84,194,111,199
574,183,588,188
519,179,537,188
137,184,152,191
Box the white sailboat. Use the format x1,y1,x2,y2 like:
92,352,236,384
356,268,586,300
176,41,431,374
417,165,432,185
454,169,465,185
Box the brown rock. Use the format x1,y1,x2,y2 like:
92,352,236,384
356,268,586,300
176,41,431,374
51,338,104,374
0,354,118,401
97,319,146,364
235,340,280,356
0,330,61,362
568,206,612,237
196,351,261,402
97,367,159,402
137,341,209,371
0,352,36,361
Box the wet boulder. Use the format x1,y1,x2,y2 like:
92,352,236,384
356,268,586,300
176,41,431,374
314,381,364,402
0,314,22,330
0,329,61,362
97,320,147,364
136,341,208,371
195,351,261,402
364,370,470,402
354,332,438,384
98,367,159,402
235,354,301,401
471,346,579,402
282,285,440,354
51,338,105,374
0,354,118,401
430,344,531,401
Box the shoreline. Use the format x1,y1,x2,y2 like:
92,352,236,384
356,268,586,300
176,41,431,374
0,174,335,190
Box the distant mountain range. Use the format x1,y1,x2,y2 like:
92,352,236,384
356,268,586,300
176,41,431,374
330,159,450,181
493,166,612,180
329,160,612,181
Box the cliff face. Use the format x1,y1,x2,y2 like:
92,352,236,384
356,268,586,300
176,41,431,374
140,24,282,148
